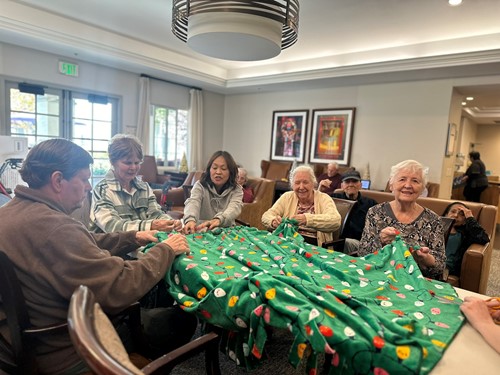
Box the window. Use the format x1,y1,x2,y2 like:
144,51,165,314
152,105,188,168
7,82,118,186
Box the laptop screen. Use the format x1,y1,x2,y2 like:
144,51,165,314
361,179,371,189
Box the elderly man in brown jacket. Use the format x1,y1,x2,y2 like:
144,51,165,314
0,139,196,374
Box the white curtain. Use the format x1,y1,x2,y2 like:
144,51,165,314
136,76,152,154
188,89,203,171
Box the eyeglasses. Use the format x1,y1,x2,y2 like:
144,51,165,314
343,179,360,184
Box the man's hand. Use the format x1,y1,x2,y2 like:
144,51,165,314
161,233,190,256
136,230,159,246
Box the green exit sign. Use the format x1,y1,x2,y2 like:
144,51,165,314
58,61,79,77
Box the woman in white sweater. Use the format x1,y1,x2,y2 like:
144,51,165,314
261,165,341,247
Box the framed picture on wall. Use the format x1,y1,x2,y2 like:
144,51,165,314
270,110,308,162
309,108,356,165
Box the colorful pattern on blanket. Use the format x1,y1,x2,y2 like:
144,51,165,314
151,221,464,374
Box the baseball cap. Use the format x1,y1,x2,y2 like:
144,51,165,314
341,170,361,182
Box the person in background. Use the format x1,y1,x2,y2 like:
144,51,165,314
0,139,196,374
332,170,377,254
262,165,341,247
462,151,488,202
237,167,254,203
317,162,343,195
90,134,182,233
460,296,500,354
358,160,446,280
182,150,243,234
442,202,489,276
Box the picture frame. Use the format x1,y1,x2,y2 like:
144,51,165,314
445,122,457,157
309,108,356,165
270,110,308,162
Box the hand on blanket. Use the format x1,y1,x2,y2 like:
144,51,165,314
196,218,221,232
271,216,283,229
411,246,435,269
136,230,159,245
379,227,398,245
151,219,183,232
161,233,190,256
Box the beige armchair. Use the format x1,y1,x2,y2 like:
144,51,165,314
237,178,276,230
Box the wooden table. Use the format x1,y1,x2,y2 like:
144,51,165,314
431,287,500,373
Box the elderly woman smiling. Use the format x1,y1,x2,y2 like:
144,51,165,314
261,165,341,247
358,160,446,280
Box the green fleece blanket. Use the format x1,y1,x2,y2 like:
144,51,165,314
151,222,463,374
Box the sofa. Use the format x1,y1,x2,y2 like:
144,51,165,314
237,178,276,230
360,190,498,294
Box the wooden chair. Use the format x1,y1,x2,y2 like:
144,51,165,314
0,251,68,374
68,285,221,375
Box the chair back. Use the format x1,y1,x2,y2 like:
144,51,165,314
68,285,143,375
140,156,159,184
68,285,221,375
332,197,356,240
0,251,67,374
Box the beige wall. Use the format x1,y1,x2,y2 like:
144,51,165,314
224,81,453,196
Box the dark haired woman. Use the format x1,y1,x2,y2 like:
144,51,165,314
442,201,489,276
182,150,243,234
462,151,488,202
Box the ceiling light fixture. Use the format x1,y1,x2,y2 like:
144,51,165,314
466,96,474,101
171,0,300,61
448,0,463,6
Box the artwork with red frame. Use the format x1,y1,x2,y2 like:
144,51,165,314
309,108,355,165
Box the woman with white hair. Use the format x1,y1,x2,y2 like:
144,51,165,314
358,160,446,280
261,165,341,247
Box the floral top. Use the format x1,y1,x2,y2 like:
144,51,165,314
358,202,446,280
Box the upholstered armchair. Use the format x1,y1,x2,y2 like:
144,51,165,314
140,155,171,189
260,160,293,181
237,178,276,229
153,171,203,218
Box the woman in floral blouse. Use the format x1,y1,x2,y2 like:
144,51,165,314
358,160,446,280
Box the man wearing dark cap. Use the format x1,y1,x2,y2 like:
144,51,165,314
333,170,377,253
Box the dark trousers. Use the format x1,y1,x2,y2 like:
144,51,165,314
463,185,487,202
119,280,198,359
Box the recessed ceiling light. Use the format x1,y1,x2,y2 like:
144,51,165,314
466,96,474,101
448,0,463,6
462,101,467,105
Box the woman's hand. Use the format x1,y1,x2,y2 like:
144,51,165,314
379,226,398,245
196,218,221,232
457,205,474,219
152,219,183,232
290,214,307,226
271,216,282,229
135,230,159,246
161,233,190,256
411,246,435,268
183,221,197,235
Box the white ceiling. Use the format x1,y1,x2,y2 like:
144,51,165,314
2,0,500,123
